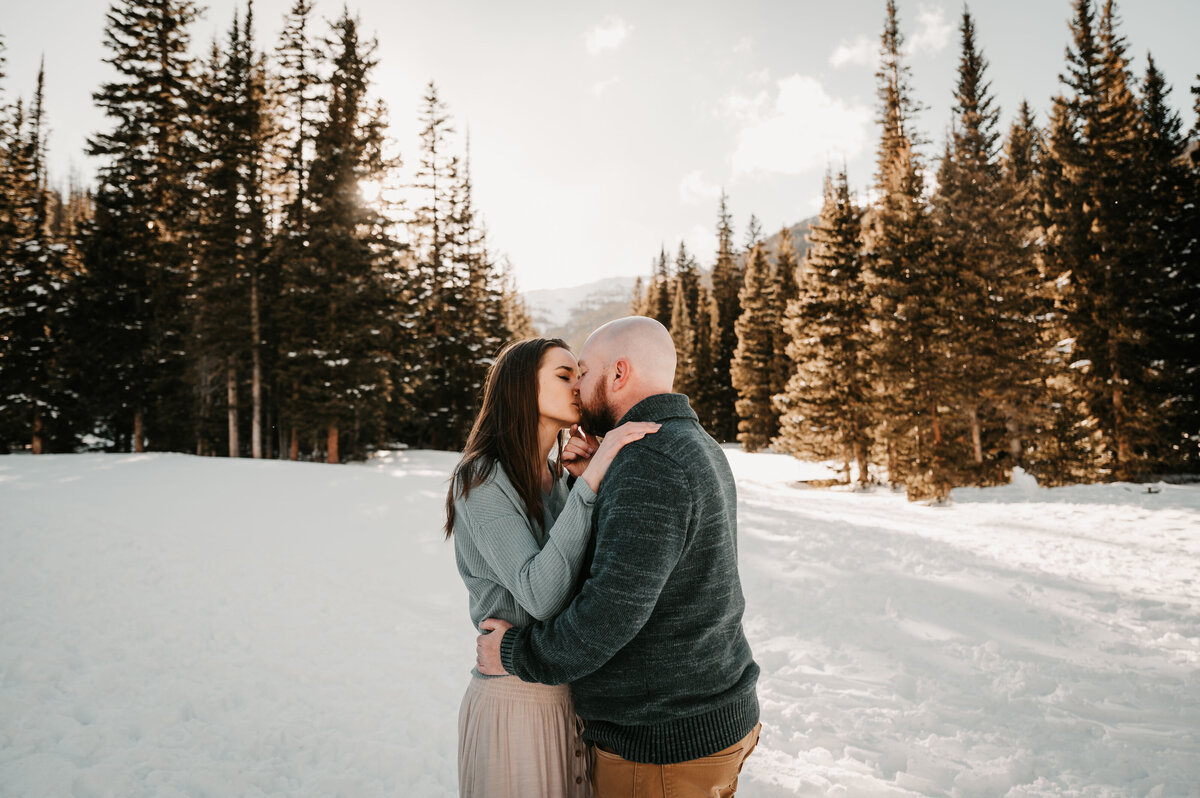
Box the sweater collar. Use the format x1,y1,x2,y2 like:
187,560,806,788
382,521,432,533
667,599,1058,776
616,393,697,426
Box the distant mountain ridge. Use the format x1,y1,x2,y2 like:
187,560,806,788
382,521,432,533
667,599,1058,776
523,276,638,353
520,215,818,352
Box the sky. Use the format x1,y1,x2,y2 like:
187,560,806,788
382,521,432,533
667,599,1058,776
4,0,1198,292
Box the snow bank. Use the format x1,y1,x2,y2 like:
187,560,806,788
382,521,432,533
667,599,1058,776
2,451,1197,797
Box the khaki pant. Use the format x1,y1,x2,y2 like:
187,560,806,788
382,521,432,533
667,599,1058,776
591,723,761,798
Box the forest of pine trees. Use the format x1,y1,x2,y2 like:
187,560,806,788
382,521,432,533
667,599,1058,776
0,1,532,462
631,0,1199,497
2,1,1197,493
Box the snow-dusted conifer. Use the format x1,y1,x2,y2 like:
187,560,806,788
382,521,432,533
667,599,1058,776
865,0,948,499
731,244,776,452
707,191,741,441
775,170,873,484
79,0,204,453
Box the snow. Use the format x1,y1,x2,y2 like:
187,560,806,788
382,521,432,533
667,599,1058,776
2,450,1198,797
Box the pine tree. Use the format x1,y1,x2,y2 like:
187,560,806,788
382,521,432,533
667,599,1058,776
731,244,775,452
498,259,537,340
1045,0,1169,479
192,4,271,458
933,9,1047,484
629,275,646,315
453,131,512,425
670,284,696,398
271,0,321,231
277,10,399,462
0,62,77,453
775,170,873,484
743,214,763,251
769,227,800,405
670,241,701,394
865,0,948,498
79,0,204,453
1184,75,1200,468
691,284,716,424
707,191,741,441
406,82,493,450
1138,56,1197,469
645,246,673,327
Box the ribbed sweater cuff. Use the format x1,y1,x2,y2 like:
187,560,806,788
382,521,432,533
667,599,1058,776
571,477,597,504
499,628,519,676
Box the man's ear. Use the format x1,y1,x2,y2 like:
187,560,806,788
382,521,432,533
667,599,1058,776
611,358,631,391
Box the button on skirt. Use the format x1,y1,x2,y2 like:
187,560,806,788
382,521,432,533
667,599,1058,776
458,675,591,798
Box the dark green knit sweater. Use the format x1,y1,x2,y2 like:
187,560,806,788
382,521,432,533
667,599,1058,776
499,393,760,764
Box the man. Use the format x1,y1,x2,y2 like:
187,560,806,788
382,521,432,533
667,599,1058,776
476,316,761,797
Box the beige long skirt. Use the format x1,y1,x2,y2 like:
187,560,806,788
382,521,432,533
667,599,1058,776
458,675,591,798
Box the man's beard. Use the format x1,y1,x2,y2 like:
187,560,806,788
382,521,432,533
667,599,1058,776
578,379,618,437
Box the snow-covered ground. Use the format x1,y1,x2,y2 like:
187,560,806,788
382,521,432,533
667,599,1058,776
1,450,1197,797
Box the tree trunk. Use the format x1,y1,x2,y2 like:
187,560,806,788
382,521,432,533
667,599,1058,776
1005,414,1022,467
32,409,43,454
327,423,339,464
855,439,870,487
134,410,145,453
1112,378,1131,478
250,274,263,459
227,356,239,458
967,405,983,465
289,427,299,461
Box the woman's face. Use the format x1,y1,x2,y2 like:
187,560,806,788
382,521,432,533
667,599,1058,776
537,347,582,428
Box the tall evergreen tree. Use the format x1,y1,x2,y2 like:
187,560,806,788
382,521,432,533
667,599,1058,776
769,227,800,406
79,0,204,452
645,245,673,328
406,82,501,450
933,8,1047,483
1185,75,1200,468
731,244,776,452
690,284,716,423
276,10,399,462
669,283,696,399
629,275,646,316
707,191,741,441
1045,0,1170,478
670,241,701,394
0,62,77,452
269,0,323,459
1138,55,1197,469
192,4,271,458
865,0,948,498
775,170,873,484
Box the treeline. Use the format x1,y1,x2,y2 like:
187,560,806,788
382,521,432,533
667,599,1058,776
0,0,534,461
634,0,1200,498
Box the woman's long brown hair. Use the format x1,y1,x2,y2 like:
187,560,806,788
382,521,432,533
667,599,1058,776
444,338,570,538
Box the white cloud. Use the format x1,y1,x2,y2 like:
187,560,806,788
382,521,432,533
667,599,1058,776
907,5,953,56
679,170,723,205
830,35,875,68
733,36,754,54
585,17,633,55
592,77,619,97
729,75,873,178
719,88,769,122
829,5,953,66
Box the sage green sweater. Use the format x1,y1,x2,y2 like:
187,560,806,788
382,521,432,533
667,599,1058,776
452,460,597,677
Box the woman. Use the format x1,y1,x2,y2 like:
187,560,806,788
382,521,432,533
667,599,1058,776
445,337,659,798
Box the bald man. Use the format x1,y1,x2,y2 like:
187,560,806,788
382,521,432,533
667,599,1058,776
476,316,762,797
